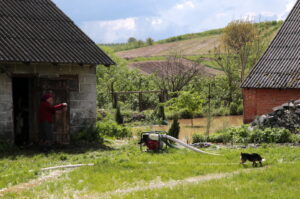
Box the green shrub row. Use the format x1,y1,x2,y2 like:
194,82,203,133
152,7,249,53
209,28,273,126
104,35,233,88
167,104,243,120
72,121,132,144
193,126,298,144
96,121,132,139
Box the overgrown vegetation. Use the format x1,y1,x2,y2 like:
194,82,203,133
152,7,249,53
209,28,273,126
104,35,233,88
95,20,284,125
72,125,104,144
99,37,155,52
96,121,131,139
96,47,246,123
193,126,298,144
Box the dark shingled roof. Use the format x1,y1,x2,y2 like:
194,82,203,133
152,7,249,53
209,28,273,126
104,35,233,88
241,0,300,89
0,0,115,65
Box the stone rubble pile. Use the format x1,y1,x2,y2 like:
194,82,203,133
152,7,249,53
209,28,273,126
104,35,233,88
251,99,300,133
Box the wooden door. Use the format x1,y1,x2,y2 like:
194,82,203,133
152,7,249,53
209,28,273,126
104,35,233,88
37,78,70,144
53,90,70,144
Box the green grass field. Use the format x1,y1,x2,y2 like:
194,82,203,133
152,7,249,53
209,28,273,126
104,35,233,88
1,143,299,198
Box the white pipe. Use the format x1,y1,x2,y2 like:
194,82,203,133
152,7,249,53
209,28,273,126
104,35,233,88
161,135,220,156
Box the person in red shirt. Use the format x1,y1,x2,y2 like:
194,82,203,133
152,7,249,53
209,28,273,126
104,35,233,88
39,94,67,147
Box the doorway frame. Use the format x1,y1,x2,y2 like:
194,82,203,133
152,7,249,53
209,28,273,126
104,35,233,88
12,74,38,145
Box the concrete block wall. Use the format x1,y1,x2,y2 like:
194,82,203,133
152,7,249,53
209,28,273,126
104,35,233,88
69,65,97,133
243,88,300,123
0,72,14,141
0,63,97,141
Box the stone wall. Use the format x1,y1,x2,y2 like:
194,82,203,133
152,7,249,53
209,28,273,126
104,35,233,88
243,88,300,123
0,63,97,142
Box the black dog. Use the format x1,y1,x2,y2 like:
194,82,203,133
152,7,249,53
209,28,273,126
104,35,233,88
240,153,264,167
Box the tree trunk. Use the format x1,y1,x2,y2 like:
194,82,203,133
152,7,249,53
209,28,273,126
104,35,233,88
191,114,194,127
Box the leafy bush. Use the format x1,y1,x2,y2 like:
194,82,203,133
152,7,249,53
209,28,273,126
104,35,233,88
237,104,243,115
250,128,296,143
72,125,104,144
97,109,109,121
96,121,132,139
179,109,194,119
207,134,227,143
192,132,234,144
212,106,230,116
192,134,207,143
229,102,239,115
210,126,296,144
72,121,132,143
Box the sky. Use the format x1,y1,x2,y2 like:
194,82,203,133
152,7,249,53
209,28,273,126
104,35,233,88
52,0,297,43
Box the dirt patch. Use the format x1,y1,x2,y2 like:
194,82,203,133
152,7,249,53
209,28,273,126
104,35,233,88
0,169,73,196
117,36,220,59
128,59,223,77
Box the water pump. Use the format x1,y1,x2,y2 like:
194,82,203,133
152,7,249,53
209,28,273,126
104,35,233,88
139,131,220,155
139,131,168,152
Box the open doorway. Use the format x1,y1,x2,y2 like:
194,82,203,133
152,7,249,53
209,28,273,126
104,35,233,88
12,77,34,146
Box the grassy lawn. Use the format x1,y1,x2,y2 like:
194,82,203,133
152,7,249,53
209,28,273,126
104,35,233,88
1,143,299,198
0,146,109,190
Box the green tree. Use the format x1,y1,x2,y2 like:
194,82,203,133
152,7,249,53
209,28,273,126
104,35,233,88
146,37,154,45
213,46,240,103
166,91,204,126
96,46,159,109
136,40,144,47
154,54,200,93
222,20,263,82
128,37,137,43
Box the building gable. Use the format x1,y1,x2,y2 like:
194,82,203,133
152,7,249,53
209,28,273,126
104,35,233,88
241,0,300,89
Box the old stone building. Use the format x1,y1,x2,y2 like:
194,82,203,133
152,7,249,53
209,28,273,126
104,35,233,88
0,0,114,145
241,0,300,123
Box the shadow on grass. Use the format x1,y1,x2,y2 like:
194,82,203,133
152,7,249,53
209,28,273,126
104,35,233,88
0,142,114,159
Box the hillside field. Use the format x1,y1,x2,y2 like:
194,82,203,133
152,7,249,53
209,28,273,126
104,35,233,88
99,21,283,72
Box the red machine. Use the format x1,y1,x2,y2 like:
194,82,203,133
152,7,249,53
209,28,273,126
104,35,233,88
139,131,168,152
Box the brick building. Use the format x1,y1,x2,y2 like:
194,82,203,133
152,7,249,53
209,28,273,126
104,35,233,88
241,0,300,123
0,0,114,145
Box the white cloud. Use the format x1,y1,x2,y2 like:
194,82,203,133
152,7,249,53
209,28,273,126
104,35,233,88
175,1,195,10
277,0,297,20
240,0,296,21
81,18,137,43
80,0,298,43
149,17,163,26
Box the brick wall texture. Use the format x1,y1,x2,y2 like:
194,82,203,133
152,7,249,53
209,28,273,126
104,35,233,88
243,88,300,123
